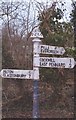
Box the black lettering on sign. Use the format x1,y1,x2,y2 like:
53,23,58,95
47,46,50,53
16,74,20,77
52,63,56,67
9,74,16,77
6,74,9,77
8,74,11,77
50,50,53,53
7,70,14,74
55,46,57,49
40,62,47,66
3,70,7,77
54,63,57,67
23,75,27,77
69,59,71,68
55,50,59,53
41,58,45,62
10,70,13,73
48,59,55,62
59,63,61,66
40,61,42,66
24,75,27,77
49,62,65,68
21,74,26,77
41,46,44,53
38,32,39,36
49,63,52,66
29,71,31,78
45,47,49,53
21,74,25,77
52,59,55,62
61,63,65,68
45,58,48,62
48,58,52,62
13,74,17,77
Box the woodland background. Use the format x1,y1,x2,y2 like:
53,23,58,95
0,0,76,118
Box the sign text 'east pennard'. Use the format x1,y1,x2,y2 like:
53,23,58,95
34,57,75,68
0,69,34,79
39,45,65,55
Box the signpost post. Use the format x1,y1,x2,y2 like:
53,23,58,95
31,30,43,118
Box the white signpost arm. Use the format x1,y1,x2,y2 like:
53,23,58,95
0,69,33,79
32,38,41,118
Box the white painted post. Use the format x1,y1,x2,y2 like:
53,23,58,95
32,38,41,118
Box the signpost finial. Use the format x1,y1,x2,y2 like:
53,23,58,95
30,27,43,39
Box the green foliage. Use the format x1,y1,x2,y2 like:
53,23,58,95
42,33,65,46
70,2,76,44
38,4,64,45
38,3,74,47
39,67,66,104
38,2,74,102
55,8,63,20
65,47,76,57
40,68,65,86
71,1,76,24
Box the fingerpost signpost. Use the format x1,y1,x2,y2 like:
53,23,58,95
0,29,76,118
